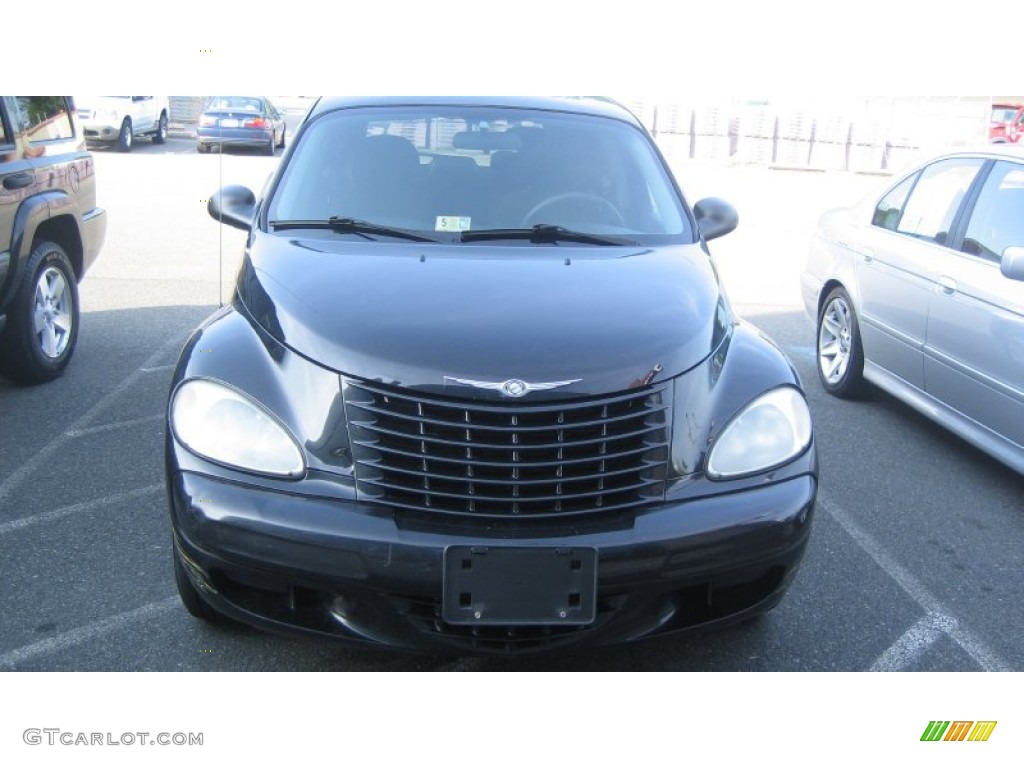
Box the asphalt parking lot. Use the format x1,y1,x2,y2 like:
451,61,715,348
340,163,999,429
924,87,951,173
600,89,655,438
0,135,1021,671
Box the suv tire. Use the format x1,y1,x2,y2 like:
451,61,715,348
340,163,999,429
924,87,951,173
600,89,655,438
0,241,80,384
117,117,133,152
153,112,168,144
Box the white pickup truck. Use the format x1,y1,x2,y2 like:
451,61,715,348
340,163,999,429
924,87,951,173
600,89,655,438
76,96,170,152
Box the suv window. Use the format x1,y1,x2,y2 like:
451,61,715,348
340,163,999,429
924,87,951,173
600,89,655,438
896,158,984,245
0,104,11,147
961,161,1024,262
15,97,74,143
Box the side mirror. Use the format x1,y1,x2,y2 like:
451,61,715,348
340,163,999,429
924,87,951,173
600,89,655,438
1001,246,1024,281
208,185,257,231
693,197,738,241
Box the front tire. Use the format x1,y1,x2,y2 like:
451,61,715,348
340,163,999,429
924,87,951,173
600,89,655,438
116,117,133,152
816,286,868,398
0,241,79,384
153,111,168,144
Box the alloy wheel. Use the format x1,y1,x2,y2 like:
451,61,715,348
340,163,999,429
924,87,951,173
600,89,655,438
33,266,74,359
818,296,852,385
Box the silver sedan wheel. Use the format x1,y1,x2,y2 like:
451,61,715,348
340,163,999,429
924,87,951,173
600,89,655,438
33,266,73,359
818,295,853,385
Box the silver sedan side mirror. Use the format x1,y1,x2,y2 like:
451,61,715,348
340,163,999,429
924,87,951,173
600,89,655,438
1001,246,1024,281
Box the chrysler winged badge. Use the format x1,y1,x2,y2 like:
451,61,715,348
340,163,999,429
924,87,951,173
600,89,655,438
444,376,582,398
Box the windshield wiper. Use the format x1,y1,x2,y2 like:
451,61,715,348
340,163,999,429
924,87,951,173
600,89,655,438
269,217,436,242
460,224,633,245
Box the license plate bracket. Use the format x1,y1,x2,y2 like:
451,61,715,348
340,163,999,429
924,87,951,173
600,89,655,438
442,546,597,625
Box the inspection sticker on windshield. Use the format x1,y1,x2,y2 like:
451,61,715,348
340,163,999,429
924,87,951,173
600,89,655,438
436,216,471,232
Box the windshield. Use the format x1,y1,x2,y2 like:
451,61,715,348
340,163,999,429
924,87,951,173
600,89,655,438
992,106,1021,123
205,96,265,112
267,105,692,244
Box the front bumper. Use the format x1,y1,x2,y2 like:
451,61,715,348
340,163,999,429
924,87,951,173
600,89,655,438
82,123,120,142
169,469,816,655
799,271,823,324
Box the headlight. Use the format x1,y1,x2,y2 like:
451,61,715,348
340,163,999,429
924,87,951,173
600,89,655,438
170,378,305,478
706,387,812,480
100,109,119,123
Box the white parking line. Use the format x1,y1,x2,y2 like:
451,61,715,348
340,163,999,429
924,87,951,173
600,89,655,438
0,337,181,507
0,484,163,536
868,613,955,672
0,597,178,670
65,414,165,439
820,494,1012,672
944,623,1016,674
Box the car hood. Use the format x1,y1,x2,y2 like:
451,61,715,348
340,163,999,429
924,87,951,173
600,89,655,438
237,236,730,397
75,96,131,111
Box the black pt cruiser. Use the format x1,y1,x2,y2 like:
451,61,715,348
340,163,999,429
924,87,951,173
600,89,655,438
167,96,817,654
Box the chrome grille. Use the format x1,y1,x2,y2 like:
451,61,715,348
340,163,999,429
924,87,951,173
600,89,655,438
344,379,671,517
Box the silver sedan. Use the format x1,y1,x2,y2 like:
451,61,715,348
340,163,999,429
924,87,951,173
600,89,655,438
801,146,1024,474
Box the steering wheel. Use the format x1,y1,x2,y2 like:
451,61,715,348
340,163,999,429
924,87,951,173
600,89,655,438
521,193,624,228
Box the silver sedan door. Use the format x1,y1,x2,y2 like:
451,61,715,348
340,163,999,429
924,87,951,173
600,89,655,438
924,160,1024,451
855,158,985,389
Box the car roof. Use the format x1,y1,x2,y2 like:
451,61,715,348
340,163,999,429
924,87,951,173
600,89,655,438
204,96,267,104
934,144,1024,163
307,96,644,127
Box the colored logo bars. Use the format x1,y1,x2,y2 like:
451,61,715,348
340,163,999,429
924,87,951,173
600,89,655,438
921,721,997,742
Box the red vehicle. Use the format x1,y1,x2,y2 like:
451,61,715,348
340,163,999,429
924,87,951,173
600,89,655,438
989,103,1024,143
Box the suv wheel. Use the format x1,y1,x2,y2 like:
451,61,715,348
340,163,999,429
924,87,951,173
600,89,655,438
117,117,133,152
153,112,168,144
0,241,79,384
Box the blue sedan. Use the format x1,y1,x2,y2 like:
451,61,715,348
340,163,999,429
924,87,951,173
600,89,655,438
196,96,286,155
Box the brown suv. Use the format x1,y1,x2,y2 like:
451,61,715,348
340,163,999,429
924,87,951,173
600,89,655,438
0,97,106,383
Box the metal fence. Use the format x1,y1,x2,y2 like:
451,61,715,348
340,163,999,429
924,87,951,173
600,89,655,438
619,97,994,172
168,96,205,134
